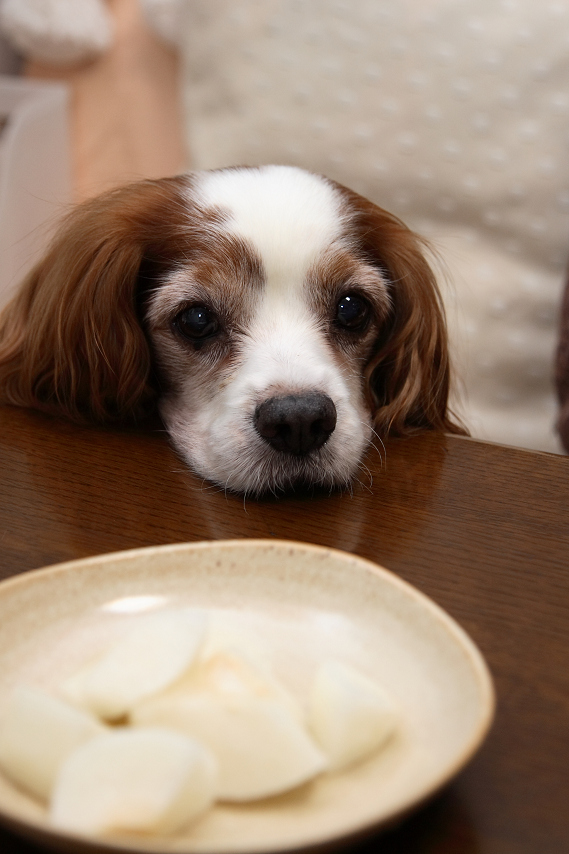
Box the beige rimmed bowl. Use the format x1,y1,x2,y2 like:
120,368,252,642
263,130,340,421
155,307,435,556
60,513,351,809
0,539,494,854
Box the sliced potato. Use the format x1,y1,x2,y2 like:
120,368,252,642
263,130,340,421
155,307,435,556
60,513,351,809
61,609,208,720
50,727,217,835
132,657,326,802
308,660,397,770
0,685,104,800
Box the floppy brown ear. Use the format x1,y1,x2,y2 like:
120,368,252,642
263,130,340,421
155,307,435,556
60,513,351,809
337,184,466,436
0,176,191,424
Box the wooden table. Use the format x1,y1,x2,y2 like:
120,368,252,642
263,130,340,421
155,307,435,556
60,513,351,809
0,405,567,854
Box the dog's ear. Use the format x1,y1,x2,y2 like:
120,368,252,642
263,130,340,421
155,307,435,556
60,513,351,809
338,184,466,436
0,176,192,424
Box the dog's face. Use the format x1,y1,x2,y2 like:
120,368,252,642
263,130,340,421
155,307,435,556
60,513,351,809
145,168,391,493
0,166,462,495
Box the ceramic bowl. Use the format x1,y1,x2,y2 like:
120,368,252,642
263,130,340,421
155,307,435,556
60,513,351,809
0,540,494,853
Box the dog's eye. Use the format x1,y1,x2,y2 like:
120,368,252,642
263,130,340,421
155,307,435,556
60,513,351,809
173,305,219,341
335,294,371,331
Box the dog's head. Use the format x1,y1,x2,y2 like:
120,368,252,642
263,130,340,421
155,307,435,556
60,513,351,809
0,166,464,494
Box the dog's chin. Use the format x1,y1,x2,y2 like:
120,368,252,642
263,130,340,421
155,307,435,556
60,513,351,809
170,437,364,497
232,453,357,498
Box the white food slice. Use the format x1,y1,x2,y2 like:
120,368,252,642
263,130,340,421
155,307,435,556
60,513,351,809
133,696,326,802
0,685,104,801
190,648,302,720
198,619,303,719
50,727,217,836
132,654,326,801
61,609,208,719
201,615,274,673
308,660,397,770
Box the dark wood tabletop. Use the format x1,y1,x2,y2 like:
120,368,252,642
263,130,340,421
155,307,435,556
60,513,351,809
0,404,567,854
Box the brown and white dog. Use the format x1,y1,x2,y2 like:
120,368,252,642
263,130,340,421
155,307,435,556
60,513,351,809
0,166,464,494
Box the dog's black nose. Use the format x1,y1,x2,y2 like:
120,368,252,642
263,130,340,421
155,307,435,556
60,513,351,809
254,393,337,456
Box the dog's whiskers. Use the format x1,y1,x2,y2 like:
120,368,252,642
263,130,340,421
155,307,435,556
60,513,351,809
366,423,387,469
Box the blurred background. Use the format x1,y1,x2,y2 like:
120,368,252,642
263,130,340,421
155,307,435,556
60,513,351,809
1,0,568,454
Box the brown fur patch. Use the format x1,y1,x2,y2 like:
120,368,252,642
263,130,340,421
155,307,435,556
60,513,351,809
144,230,265,397
329,178,467,436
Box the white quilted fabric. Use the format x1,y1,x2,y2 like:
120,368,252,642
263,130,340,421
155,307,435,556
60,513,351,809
179,0,569,452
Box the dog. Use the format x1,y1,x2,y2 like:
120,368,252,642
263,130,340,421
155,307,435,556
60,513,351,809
0,165,465,495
